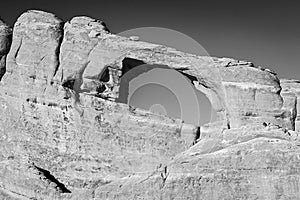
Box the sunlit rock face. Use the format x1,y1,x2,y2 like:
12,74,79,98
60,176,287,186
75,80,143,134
48,14,289,130
281,79,300,132
0,9,300,200
0,10,198,199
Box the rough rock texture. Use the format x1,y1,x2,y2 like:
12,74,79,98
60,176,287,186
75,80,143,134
281,79,300,132
52,19,291,130
0,18,12,81
0,10,300,199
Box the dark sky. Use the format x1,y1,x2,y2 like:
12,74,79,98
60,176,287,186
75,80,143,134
0,0,299,79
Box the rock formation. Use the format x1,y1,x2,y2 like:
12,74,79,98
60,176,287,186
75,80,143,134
0,10,299,199
281,79,300,132
0,18,12,81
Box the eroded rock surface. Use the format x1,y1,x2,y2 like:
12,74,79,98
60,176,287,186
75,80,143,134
0,10,300,200
281,79,300,132
0,18,12,81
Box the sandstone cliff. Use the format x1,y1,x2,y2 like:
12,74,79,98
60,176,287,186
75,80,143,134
0,10,299,200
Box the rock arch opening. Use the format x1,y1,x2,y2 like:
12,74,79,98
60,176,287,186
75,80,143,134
116,57,217,126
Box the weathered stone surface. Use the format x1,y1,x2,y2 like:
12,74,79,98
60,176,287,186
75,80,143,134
0,19,12,81
281,79,300,132
1,10,64,108
0,9,300,200
54,16,109,83
54,25,289,130
101,138,300,199
0,92,197,199
94,136,300,199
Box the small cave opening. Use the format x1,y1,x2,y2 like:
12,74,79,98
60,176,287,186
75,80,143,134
62,79,76,90
99,66,110,82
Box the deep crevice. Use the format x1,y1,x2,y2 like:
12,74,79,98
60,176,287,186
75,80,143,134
192,126,201,145
52,21,65,79
13,37,22,64
227,122,231,129
96,83,106,93
160,166,169,189
33,164,71,193
62,79,75,90
61,61,90,117
99,66,110,82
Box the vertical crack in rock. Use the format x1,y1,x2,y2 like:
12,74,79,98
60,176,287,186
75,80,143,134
295,96,298,125
160,166,169,189
281,79,300,131
33,164,71,193
227,121,231,129
13,37,22,64
192,126,201,145
52,21,65,80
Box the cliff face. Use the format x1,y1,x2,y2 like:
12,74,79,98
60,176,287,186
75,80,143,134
281,79,300,132
0,10,299,200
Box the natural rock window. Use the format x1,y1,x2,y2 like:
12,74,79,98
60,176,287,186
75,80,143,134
1,10,299,199
117,57,216,126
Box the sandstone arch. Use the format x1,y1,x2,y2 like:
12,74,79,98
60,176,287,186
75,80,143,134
0,10,300,200
116,59,208,126
88,53,287,130
1,10,293,131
